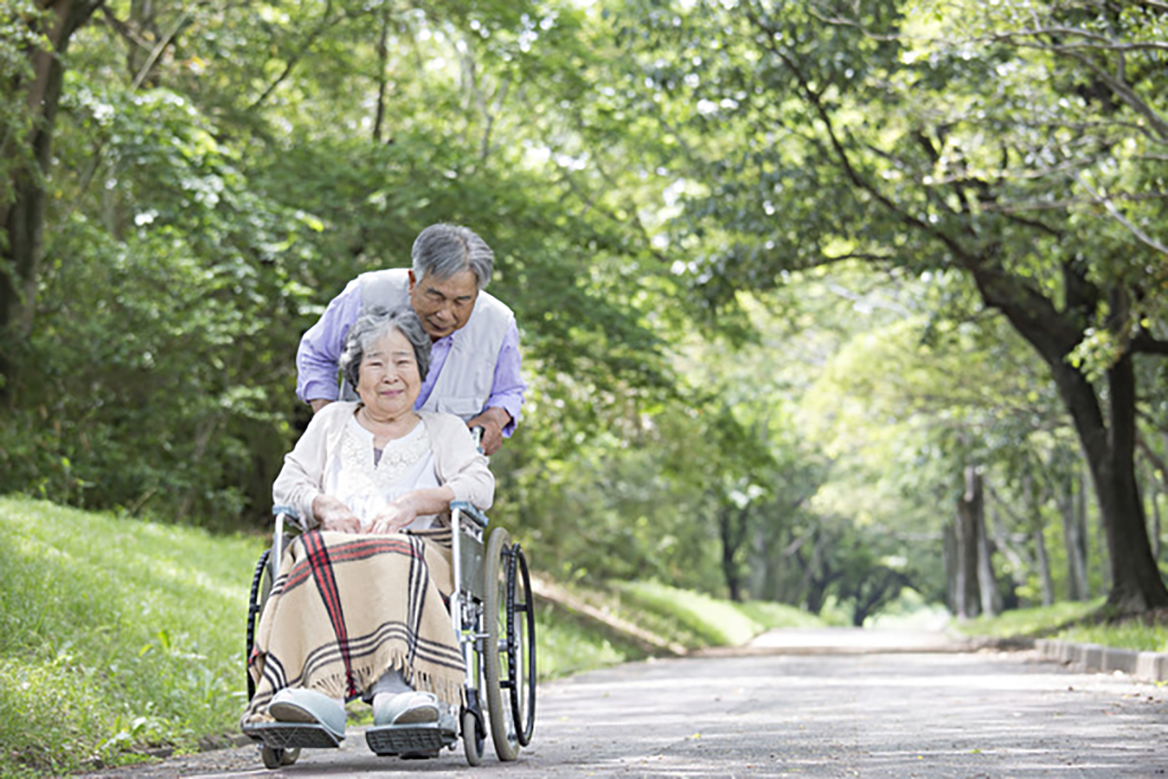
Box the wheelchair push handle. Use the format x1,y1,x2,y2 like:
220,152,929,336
470,425,486,454
451,500,489,528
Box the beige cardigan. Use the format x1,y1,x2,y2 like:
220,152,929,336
272,403,494,528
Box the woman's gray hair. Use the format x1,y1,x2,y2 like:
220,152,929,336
412,223,494,290
340,306,432,391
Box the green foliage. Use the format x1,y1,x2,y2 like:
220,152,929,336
1,0,678,533
3,0,1166,634
0,1,49,212
2,75,317,527
734,598,834,630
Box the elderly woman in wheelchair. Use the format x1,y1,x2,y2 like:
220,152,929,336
242,306,533,767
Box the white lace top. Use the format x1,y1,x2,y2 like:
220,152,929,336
273,404,494,529
325,416,440,531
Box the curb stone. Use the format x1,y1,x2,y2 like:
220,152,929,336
1033,638,1168,683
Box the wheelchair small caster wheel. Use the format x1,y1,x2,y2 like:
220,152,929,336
261,745,299,768
462,710,485,766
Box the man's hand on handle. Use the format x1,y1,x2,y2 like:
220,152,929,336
467,407,511,456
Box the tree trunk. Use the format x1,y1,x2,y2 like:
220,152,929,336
1026,474,1055,606
0,0,103,402
1034,526,1054,606
943,520,958,615
1062,468,1090,601
954,467,982,619
1148,471,1161,563
970,469,999,617
718,505,746,602
1074,352,1167,612
972,266,1168,613
373,5,390,143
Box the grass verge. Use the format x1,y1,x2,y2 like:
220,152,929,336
0,495,266,777
953,597,1168,654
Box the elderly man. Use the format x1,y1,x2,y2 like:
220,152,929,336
296,224,525,455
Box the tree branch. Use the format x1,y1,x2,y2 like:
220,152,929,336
1132,331,1168,356
98,4,150,51
1062,52,1168,141
985,27,1168,54
1077,176,1168,257
130,7,194,91
247,0,342,112
742,6,977,270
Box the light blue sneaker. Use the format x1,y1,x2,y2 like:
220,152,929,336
373,691,440,726
268,688,347,740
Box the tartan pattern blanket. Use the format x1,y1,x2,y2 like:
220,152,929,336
243,528,463,724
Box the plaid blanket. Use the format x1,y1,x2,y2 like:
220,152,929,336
243,528,463,724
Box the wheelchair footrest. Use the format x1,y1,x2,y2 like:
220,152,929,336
243,722,344,750
365,722,457,756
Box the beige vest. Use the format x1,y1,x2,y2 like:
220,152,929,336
341,268,513,421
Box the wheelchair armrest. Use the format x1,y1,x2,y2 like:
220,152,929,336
451,500,489,529
272,505,308,534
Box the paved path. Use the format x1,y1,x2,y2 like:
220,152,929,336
80,628,1168,778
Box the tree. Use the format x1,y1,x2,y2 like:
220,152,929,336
1,0,104,401
0,0,685,528
607,0,1168,613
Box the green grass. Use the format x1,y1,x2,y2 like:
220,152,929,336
1059,620,1168,653
953,597,1168,654
527,579,832,679
534,603,649,677
953,599,1103,641
0,496,267,777
615,580,822,646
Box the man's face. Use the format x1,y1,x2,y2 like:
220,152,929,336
408,269,479,341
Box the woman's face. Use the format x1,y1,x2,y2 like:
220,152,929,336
356,328,421,420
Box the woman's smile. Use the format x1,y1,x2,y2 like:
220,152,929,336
356,329,422,422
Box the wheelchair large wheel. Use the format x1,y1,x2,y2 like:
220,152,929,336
509,542,537,746
483,528,537,761
246,549,273,700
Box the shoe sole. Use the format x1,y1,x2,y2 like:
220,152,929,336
243,722,343,749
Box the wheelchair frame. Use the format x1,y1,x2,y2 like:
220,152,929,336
244,502,536,768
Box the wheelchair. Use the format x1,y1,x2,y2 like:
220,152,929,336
243,501,536,767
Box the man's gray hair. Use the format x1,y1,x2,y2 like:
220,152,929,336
411,223,494,290
340,306,432,391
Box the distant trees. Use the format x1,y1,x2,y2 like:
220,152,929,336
600,0,1168,613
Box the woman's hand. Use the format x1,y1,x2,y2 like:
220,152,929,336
368,497,420,535
312,495,362,534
